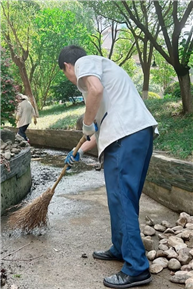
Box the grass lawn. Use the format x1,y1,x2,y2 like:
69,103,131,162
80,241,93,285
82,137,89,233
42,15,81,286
144,98,193,161
5,99,193,161
30,102,85,130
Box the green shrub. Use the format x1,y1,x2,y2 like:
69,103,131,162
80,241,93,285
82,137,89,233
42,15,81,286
50,79,80,104
164,82,181,98
163,93,173,99
164,82,193,98
148,92,161,99
1,47,18,127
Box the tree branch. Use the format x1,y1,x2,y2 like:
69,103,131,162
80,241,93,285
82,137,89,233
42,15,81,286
120,1,171,63
180,1,193,30
153,1,173,57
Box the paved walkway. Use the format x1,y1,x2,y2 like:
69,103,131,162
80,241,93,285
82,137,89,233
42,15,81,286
1,159,184,289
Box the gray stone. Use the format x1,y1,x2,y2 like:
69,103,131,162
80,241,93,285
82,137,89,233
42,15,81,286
158,233,167,240
156,250,167,258
188,217,193,224
159,238,168,245
186,224,193,230
181,265,193,272
142,236,154,251
161,220,172,228
182,230,193,240
165,247,178,259
4,151,11,160
168,236,184,247
190,249,193,257
154,224,166,232
1,129,15,143
149,264,163,274
172,225,184,232
168,258,181,270
158,244,168,251
186,236,193,248
11,148,21,154
178,248,192,265
147,250,157,261
174,243,188,252
20,140,29,147
185,278,193,289
164,228,175,234
15,134,25,141
152,257,168,268
176,212,190,227
143,225,156,236
170,270,191,284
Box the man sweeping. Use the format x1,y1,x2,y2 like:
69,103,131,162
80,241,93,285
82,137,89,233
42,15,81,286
58,45,159,289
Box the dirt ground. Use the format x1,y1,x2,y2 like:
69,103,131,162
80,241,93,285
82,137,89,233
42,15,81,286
1,148,184,289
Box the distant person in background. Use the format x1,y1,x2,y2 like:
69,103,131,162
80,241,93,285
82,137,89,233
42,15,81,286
15,94,37,143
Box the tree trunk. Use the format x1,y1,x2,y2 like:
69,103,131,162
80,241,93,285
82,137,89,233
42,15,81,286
18,63,39,117
177,72,192,114
142,65,150,100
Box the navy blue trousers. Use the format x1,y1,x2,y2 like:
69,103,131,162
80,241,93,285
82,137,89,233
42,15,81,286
103,127,153,276
18,124,29,141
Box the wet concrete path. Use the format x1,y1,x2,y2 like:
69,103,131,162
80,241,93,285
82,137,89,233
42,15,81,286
1,148,183,288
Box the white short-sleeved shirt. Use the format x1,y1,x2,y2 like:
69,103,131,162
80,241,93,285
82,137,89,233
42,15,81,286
75,55,159,159
16,99,35,128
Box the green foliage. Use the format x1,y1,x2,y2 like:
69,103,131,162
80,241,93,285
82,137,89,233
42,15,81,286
1,47,17,127
50,78,80,103
164,82,181,98
30,4,95,108
164,82,193,98
148,92,161,99
151,54,176,92
132,69,161,94
1,1,96,110
145,98,193,160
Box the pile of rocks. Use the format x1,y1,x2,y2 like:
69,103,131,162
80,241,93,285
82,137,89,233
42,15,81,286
141,212,193,288
0,129,30,164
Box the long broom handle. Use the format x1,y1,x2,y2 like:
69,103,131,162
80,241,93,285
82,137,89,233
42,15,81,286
51,135,86,192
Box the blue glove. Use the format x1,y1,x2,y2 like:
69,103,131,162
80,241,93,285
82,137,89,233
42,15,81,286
64,148,83,170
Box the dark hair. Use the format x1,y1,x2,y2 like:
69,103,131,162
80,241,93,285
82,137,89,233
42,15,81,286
58,45,87,70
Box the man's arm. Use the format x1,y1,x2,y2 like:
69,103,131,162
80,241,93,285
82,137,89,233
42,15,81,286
81,75,103,126
80,134,97,153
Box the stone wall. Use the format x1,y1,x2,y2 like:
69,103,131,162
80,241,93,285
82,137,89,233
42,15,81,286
5,127,193,215
1,148,32,215
143,153,193,215
7,127,98,156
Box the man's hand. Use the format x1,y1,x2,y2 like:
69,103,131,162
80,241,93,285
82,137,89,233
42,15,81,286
64,148,84,169
83,122,95,141
34,117,37,125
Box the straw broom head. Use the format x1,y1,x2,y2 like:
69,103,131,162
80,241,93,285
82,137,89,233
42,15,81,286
7,135,86,232
8,188,54,231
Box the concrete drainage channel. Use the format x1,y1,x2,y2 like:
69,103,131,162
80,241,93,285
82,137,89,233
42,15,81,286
1,146,193,289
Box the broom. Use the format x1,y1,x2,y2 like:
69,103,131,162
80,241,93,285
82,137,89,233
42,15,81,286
8,135,86,232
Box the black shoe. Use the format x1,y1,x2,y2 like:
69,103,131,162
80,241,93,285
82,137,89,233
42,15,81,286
103,269,152,288
92,250,123,261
